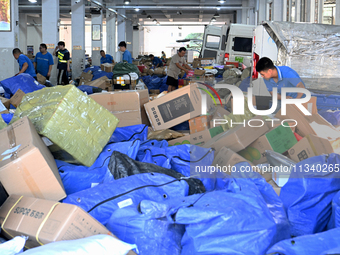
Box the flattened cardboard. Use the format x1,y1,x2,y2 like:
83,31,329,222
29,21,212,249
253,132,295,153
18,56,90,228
144,84,211,131
306,134,335,155
288,137,316,162
203,116,269,153
90,90,150,127
80,72,93,82
87,76,108,90
0,195,112,248
10,89,25,108
168,126,224,146
0,117,66,201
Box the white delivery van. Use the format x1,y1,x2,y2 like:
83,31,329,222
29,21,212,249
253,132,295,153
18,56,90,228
201,24,255,67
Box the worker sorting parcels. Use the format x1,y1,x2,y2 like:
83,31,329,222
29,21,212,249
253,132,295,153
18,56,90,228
166,47,192,92
149,54,163,68
256,57,307,113
100,50,114,64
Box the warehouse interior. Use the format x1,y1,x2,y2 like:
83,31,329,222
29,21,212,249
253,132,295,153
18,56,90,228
1,0,340,254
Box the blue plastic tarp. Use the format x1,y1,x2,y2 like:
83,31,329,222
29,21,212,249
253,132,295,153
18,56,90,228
1,113,13,124
63,172,189,225
108,124,148,143
328,190,340,229
267,228,340,255
77,85,96,94
0,74,45,98
57,140,140,195
134,167,289,255
280,154,340,236
319,110,340,127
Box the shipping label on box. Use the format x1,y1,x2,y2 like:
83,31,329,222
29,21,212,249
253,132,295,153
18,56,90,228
288,137,315,163
168,126,224,146
0,195,113,248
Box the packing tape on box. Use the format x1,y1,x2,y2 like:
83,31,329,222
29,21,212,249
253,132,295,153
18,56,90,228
16,159,44,199
1,195,60,248
35,202,60,246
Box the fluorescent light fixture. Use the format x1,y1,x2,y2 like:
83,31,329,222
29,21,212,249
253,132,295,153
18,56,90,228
28,0,37,3
216,5,221,10
135,7,140,11
218,0,225,3
124,0,131,4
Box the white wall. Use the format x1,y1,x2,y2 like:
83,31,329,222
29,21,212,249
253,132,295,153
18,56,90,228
26,16,42,55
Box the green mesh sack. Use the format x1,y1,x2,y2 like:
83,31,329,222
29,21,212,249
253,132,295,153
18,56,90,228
0,116,7,130
10,85,119,166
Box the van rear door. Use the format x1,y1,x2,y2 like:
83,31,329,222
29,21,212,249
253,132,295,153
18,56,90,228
200,25,227,64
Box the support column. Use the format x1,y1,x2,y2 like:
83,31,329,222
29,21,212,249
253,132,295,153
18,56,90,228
19,13,27,54
91,4,103,67
273,0,283,21
117,10,126,43
258,0,266,24
242,0,248,24
236,10,242,24
42,0,59,85
295,0,301,22
71,0,85,79
336,0,340,25
318,0,324,23
0,0,19,80
132,26,139,59
139,24,145,55
106,10,116,60
306,0,315,22
289,0,292,21
283,0,287,21
126,20,133,56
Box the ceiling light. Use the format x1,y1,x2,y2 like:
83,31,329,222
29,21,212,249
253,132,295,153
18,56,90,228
69,10,72,14
177,11,182,15
135,7,140,12
147,15,152,19
157,22,160,26
124,0,131,4
211,17,216,22
28,0,37,3
218,0,225,3
153,19,157,24
214,12,220,17
216,5,221,10
141,10,147,15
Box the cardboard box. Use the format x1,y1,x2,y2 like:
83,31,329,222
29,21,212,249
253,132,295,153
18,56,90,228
306,134,335,155
288,137,316,162
192,59,200,68
196,57,215,67
203,116,270,153
144,84,214,131
168,126,224,146
100,63,115,73
79,72,93,84
0,96,10,110
90,90,150,127
212,147,253,172
0,117,66,201
194,69,205,76
0,195,112,248
189,115,212,134
239,125,298,165
150,89,160,95
210,106,230,128
10,89,25,108
87,76,108,90
36,73,46,85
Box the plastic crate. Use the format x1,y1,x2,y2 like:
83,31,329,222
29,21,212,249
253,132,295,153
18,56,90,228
312,93,340,111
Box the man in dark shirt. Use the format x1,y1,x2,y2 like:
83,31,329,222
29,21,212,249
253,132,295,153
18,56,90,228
149,54,163,68
53,41,70,85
